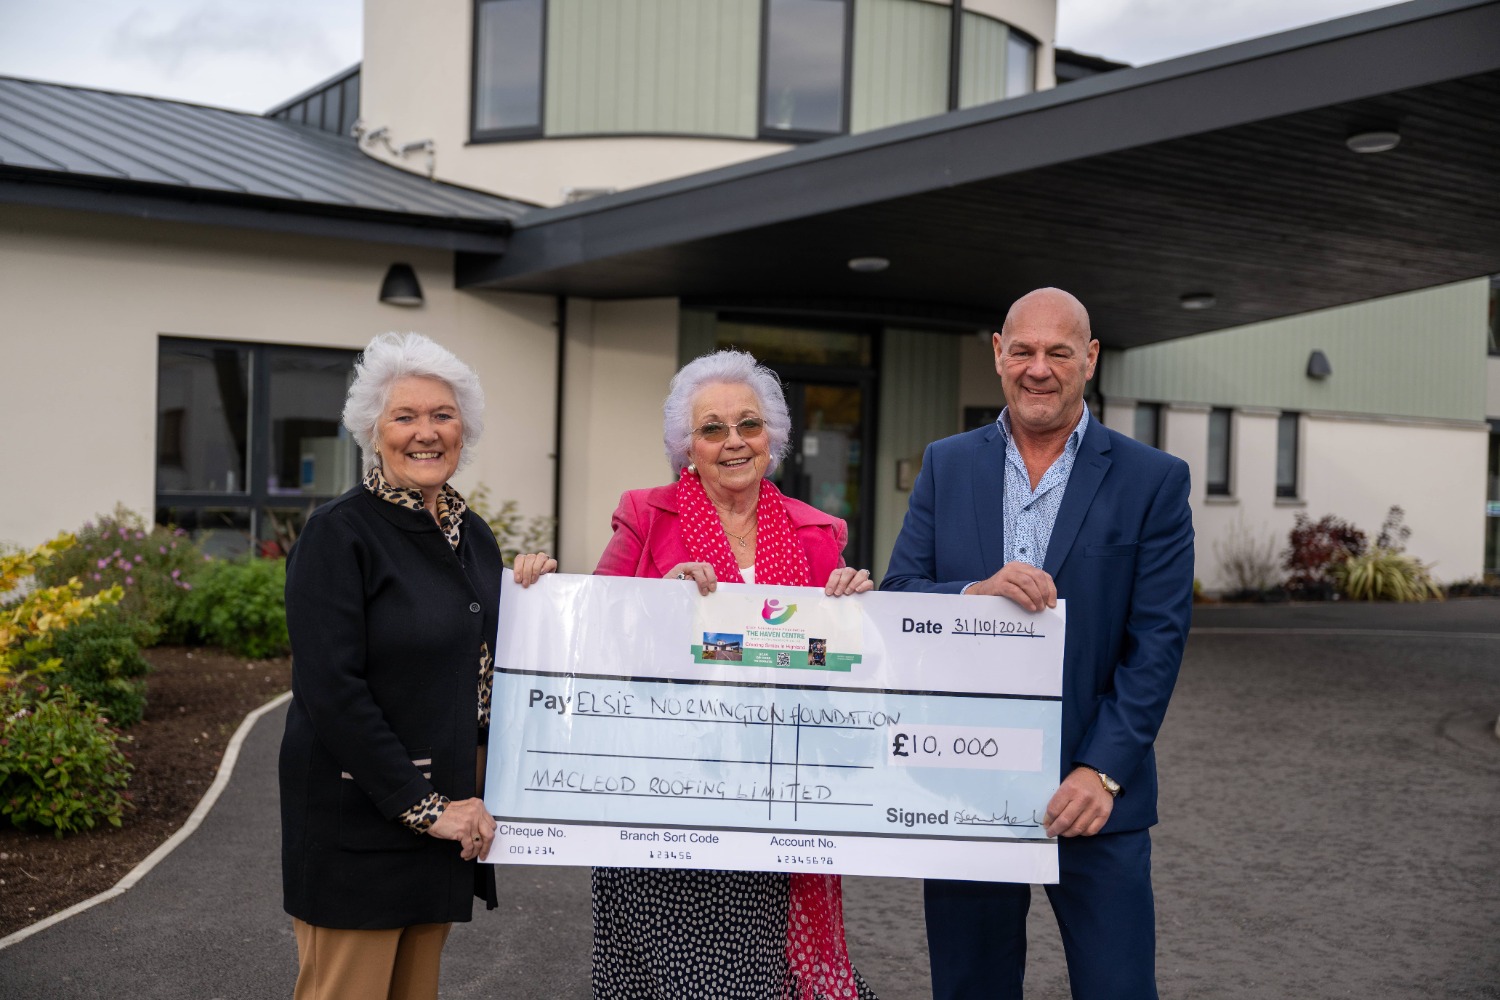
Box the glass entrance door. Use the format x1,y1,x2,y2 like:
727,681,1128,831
769,377,874,570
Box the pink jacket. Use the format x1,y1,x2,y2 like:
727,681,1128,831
593,481,848,585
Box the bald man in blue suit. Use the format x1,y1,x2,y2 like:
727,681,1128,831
882,288,1194,1000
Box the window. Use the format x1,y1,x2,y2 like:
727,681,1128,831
1485,421,1499,574
156,338,358,554
1206,407,1232,495
472,0,545,139
1488,275,1499,355
761,0,850,138
1005,30,1036,97
1276,411,1300,498
1133,402,1162,449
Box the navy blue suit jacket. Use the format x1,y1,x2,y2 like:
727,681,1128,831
882,416,1194,833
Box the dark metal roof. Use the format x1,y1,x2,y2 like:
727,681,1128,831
265,63,361,118
1053,48,1130,84
0,76,524,252
458,0,1500,347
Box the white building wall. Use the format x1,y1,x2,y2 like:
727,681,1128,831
1149,405,1487,590
557,298,680,572
1300,416,1486,583
361,0,792,206
0,206,558,549
1191,409,1277,591
1100,398,1133,437
358,0,1057,206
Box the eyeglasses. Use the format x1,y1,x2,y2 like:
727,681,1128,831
694,417,766,442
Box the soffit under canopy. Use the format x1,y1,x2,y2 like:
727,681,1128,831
458,0,1500,348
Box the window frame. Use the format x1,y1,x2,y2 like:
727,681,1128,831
470,0,549,143
757,0,854,142
1206,406,1233,496
1488,275,1499,356
1133,401,1163,449
155,336,360,551
1275,411,1301,499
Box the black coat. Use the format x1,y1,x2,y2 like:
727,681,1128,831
279,486,501,929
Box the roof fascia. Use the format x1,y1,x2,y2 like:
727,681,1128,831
462,0,1500,287
0,174,511,254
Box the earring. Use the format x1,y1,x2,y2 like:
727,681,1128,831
687,462,697,474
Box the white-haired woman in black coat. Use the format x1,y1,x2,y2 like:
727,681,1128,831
279,331,555,1000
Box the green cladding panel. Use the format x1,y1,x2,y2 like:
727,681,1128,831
545,0,760,138
873,328,960,581
1101,280,1490,422
850,0,950,134
958,10,1008,108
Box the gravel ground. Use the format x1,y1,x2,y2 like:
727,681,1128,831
3,601,1497,999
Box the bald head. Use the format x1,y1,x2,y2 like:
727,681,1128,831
1001,287,1091,345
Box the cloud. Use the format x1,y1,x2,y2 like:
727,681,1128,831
1057,0,1402,65
108,1,344,77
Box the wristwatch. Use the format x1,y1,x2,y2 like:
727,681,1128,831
1090,768,1122,797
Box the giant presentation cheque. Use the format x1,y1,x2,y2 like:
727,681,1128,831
484,574,1064,884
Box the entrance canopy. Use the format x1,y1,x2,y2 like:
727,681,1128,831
459,0,1500,347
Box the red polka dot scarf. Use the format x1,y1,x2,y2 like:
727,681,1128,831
675,467,811,587
676,467,860,1000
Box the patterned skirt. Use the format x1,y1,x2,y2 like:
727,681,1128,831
591,867,879,1000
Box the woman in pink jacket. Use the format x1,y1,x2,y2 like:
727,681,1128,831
592,349,878,1000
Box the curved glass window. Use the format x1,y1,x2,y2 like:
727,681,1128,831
1005,30,1036,97
762,0,849,138
473,0,545,138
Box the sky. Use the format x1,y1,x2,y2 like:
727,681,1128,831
0,0,1405,114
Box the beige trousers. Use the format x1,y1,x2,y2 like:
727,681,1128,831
292,918,452,1000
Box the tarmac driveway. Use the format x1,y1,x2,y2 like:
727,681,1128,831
3,600,1497,999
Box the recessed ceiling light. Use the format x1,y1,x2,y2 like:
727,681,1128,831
847,256,890,273
1345,129,1400,154
1179,292,1215,310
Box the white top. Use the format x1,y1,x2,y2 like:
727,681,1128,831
739,565,755,584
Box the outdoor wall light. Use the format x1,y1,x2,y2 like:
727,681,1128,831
847,256,890,273
379,263,424,306
1306,349,1333,379
1179,292,1216,310
1345,129,1401,154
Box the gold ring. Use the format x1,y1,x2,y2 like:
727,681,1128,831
473,835,480,842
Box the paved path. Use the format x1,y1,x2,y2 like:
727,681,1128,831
3,601,1497,998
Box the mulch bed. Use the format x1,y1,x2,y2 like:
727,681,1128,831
0,647,291,938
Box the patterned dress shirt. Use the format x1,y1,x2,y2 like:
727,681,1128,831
996,404,1091,569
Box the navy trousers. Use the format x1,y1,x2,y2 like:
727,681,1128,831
924,829,1158,1000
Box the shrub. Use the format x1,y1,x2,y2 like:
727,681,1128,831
48,608,153,727
177,558,289,659
467,484,555,567
1213,518,1281,596
1283,513,1366,599
1375,505,1413,552
1335,548,1444,602
0,682,134,837
34,505,201,643
2,534,124,679
1446,574,1500,598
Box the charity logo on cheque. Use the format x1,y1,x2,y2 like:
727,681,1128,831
761,599,797,625
691,593,857,672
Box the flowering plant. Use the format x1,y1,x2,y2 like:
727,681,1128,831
1,534,123,678
34,505,201,642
